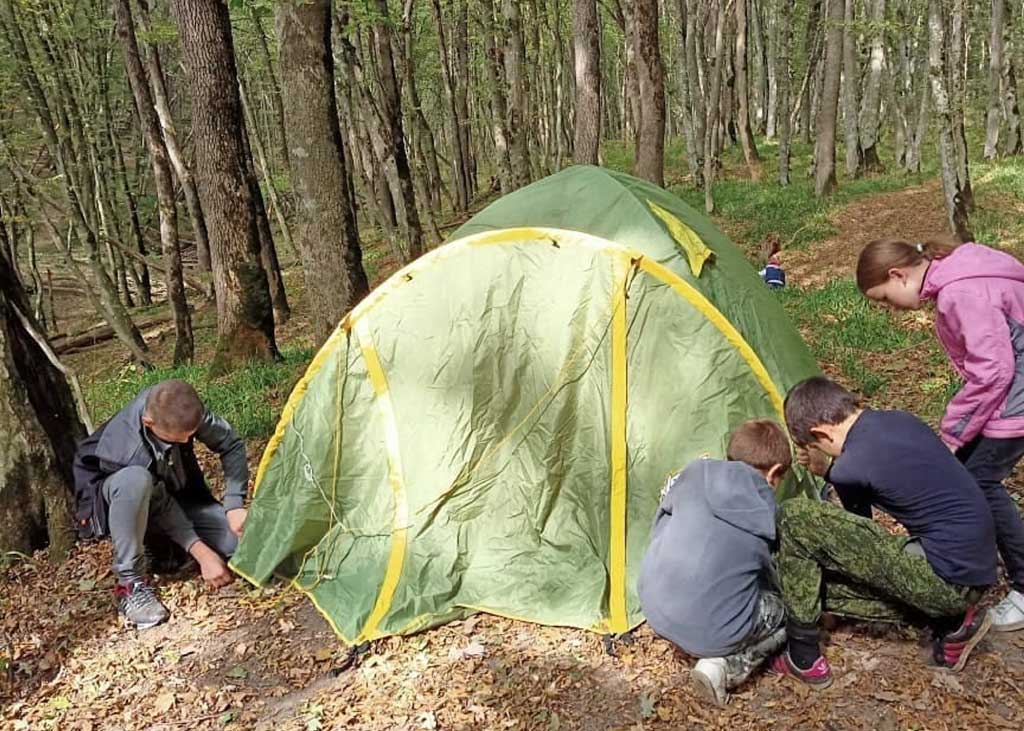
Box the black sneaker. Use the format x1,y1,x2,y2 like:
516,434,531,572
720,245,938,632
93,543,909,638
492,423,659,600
114,579,170,630
933,605,992,672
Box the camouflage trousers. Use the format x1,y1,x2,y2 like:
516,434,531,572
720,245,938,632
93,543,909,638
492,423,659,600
775,498,973,627
722,591,787,689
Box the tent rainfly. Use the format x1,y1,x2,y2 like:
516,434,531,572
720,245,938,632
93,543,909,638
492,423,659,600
230,166,820,644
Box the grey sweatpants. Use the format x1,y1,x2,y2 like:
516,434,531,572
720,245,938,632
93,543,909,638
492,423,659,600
102,466,237,585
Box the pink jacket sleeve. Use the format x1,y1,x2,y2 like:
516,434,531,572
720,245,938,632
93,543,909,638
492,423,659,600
937,288,1015,449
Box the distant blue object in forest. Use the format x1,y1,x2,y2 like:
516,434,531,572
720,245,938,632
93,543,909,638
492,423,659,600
760,255,786,289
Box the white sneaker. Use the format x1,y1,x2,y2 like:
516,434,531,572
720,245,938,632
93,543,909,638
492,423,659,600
691,658,729,707
991,590,1024,632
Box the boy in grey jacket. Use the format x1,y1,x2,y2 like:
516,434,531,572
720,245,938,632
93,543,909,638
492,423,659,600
73,380,249,629
638,420,791,706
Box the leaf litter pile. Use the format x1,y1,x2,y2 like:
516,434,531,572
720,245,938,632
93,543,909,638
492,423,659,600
3,512,1023,730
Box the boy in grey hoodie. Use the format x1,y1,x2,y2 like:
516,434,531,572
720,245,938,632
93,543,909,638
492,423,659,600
638,420,791,706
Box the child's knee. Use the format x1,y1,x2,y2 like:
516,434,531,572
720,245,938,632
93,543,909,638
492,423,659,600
209,528,237,559
106,466,155,501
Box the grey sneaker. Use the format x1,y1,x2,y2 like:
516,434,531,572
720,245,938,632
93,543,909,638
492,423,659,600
991,590,1024,632
691,658,729,706
115,580,170,629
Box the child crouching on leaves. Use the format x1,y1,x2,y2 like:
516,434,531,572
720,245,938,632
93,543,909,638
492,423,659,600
770,377,995,690
638,420,791,707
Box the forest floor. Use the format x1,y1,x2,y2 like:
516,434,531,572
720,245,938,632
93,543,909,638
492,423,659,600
4,148,1024,730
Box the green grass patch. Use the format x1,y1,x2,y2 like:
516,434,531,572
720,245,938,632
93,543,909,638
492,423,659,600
970,155,1024,252
779,280,959,419
85,347,315,438
778,280,930,397
782,280,919,352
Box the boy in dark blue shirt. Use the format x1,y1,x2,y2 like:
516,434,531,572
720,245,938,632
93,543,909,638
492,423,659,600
770,377,996,689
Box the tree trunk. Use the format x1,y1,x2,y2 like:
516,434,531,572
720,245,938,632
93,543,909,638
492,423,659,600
777,0,795,185
1001,2,1023,156
371,0,424,261
334,23,403,265
734,0,762,179
27,228,46,329
136,0,212,273
504,0,531,186
633,0,666,187
429,0,471,208
399,0,446,208
453,0,476,194
928,0,972,239
479,0,515,192
249,5,291,173
0,247,83,561
842,0,864,177
573,0,601,165
985,0,1006,159
947,0,973,212
814,0,844,198
115,0,194,366
859,0,886,170
238,119,292,326
673,0,699,181
241,70,299,259
799,0,823,143
753,0,771,136
684,0,705,187
276,0,368,343
905,31,930,173
704,0,728,213
169,0,278,374
111,134,153,306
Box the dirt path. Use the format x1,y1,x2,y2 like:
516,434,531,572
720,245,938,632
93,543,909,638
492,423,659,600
784,179,947,288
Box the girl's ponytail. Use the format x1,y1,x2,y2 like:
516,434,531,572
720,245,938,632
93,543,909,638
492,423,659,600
856,235,963,293
919,235,961,259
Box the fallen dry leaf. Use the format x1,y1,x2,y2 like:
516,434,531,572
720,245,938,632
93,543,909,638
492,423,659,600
447,641,486,661
871,691,901,703
931,672,965,694
153,692,175,713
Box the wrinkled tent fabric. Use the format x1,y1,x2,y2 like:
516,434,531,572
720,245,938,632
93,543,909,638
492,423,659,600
231,166,821,644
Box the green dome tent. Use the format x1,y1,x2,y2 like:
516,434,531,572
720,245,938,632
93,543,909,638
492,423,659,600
231,166,819,644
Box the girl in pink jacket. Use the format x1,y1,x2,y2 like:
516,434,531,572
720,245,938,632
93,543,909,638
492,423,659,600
856,237,1024,632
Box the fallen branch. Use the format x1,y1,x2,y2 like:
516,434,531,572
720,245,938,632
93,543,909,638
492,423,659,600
51,314,170,355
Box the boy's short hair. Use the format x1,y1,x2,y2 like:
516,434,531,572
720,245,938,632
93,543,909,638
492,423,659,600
784,376,861,446
727,419,792,473
144,379,204,434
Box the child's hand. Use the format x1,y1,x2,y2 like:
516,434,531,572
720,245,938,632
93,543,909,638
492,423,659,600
226,508,248,537
189,541,234,590
796,445,831,477
199,555,233,590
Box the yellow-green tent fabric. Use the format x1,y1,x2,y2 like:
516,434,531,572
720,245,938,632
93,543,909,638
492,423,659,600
231,166,819,644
